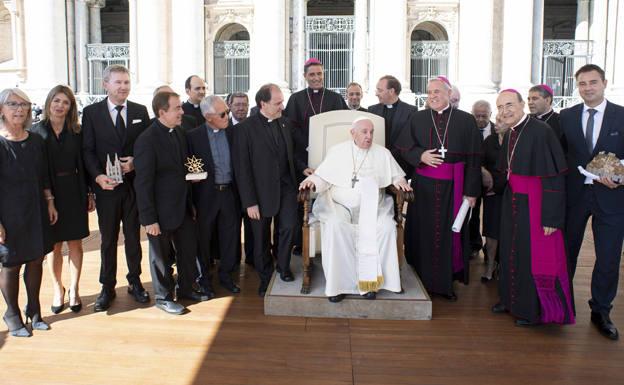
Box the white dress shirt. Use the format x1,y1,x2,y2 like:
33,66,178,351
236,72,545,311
107,98,128,126
582,98,608,184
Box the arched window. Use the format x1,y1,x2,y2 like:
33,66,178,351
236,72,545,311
213,23,250,96
305,0,354,96
410,21,449,106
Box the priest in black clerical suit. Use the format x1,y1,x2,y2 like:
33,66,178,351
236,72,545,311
82,65,151,312
134,91,209,315
527,84,565,152
368,75,417,176
284,58,348,177
182,75,206,125
187,96,242,294
233,84,304,296
398,78,482,300
492,89,573,326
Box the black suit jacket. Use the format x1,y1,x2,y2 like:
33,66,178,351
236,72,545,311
560,101,624,213
133,120,192,230
182,101,204,126
82,98,150,194
368,100,418,173
186,124,241,217
232,113,298,218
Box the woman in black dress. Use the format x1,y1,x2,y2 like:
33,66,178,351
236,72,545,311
31,85,94,314
480,114,509,282
0,88,57,337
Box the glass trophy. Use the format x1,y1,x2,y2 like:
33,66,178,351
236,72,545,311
106,153,124,184
185,155,208,181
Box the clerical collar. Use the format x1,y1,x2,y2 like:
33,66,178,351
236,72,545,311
510,114,529,131
258,111,277,124
384,100,399,109
155,119,175,131
308,87,324,94
188,100,199,108
537,109,553,119
434,104,451,115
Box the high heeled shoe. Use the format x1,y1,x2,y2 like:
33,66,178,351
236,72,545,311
23,306,50,331
68,289,82,313
3,314,32,337
51,287,66,314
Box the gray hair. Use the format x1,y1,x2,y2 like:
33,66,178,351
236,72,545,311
200,95,225,116
472,100,492,113
103,64,130,83
351,116,373,130
428,78,451,91
0,88,33,128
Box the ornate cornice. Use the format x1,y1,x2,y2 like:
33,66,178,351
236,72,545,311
205,5,253,35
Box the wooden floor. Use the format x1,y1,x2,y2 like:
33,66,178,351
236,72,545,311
0,213,622,385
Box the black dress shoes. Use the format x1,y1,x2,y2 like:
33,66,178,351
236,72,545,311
155,299,186,315
442,292,458,302
94,288,116,312
178,288,214,302
220,281,241,294
515,318,537,327
258,282,269,297
363,292,376,300
280,270,294,282
128,282,150,304
328,294,346,303
491,302,507,314
591,312,619,340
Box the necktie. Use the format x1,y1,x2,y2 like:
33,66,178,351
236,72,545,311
114,105,125,140
585,108,597,154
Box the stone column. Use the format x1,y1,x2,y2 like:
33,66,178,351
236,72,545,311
171,0,204,94
75,0,90,94
575,0,590,40
133,0,170,101
368,0,408,96
250,0,288,94
352,0,368,90
500,0,534,94
457,0,496,98
531,0,544,85
65,0,76,90
22,0,68,101
88,0,103,44
607,0,624,104
290,0,306,91
588,0,608,69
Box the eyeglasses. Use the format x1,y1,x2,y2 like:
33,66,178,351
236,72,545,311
4,101,31,110
211,109,230,119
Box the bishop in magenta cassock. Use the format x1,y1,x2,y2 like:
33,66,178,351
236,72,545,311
397,78,482,301
491,89,574,326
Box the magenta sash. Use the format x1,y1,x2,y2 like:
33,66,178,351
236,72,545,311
416,163,465,273
509,174,575,324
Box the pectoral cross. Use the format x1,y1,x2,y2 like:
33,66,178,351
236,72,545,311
351,174,359,188
438,145,447,159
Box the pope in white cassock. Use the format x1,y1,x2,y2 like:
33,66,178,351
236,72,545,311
299,117,412,303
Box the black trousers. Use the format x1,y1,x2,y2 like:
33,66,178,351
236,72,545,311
469,196,483,252
565,186,624,316
250,188,298,285
242,215,254,263
196,189,240,287
147,215,199,300
95,186,142,289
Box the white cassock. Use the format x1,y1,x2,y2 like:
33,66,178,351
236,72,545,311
305,140,406,296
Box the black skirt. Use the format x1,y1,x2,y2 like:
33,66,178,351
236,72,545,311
482,194,502,240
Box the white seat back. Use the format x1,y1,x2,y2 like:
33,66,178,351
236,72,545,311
307,110,385,169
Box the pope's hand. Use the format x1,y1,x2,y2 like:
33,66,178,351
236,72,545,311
394,178,412,192
299,180,315,191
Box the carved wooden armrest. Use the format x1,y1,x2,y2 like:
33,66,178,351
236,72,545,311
387,185,414,223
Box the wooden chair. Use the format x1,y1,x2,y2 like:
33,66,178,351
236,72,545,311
297,110,414,294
